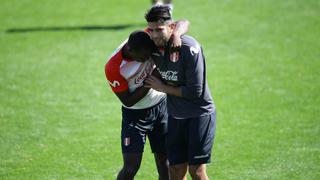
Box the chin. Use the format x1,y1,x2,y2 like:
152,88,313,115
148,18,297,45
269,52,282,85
153,40,164,47
156,42,166,48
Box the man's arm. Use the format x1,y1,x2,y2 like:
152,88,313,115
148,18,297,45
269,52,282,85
115,86,150,107
173,19,190,38
105,58,150,107
144,75,182,97
170,19,190,51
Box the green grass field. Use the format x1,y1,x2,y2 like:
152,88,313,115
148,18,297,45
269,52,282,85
1,0,319,179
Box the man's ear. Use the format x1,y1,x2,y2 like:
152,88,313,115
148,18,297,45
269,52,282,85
169,22,175,30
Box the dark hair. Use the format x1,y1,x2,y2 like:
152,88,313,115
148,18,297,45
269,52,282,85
145,5,172,23
128,30,157,53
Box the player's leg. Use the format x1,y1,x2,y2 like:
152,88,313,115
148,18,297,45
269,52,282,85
166,116,189,180
117,153,143,180
154,153,169,180
151,0,173,16
117,107,148,180
188,112,216,179
169,163,188,180
148,98,169,180
150,130,169,180
152,0,163,5
188,164,208,180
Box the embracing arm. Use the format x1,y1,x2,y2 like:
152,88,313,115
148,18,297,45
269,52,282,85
173,19,190,37
106,59,150,107
170,19,190,50
144,75,182,97
115,86,150,107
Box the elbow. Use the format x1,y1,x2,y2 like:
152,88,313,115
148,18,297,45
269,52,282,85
122,101,136,107
182,86,203,99
190,90,202,99
183,19,190,30
185,19,190,27
120,99,137,107
181,19,190,25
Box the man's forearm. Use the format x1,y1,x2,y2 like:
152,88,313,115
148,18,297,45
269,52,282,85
161,84,182,97
116,86,150,107
173,19,190,37
144,75,182,97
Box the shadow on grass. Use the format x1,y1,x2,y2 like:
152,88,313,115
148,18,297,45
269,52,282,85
5,23,145,33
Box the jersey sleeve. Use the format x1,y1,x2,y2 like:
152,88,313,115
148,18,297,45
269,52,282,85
180,44,205,99
105,58,128,93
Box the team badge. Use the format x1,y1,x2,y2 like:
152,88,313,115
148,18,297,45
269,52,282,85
170,52,180,62
124,137,130,146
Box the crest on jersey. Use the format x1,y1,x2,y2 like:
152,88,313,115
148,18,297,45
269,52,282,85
170,52,180,62
124,137,130,146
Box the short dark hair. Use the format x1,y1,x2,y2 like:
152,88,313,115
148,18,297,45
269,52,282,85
145,5,172,23
127,30,157,53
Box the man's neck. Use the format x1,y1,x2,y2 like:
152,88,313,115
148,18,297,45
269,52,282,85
164,32,173,49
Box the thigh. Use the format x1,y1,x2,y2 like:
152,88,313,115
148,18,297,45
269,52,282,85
188,112,216,165
121,108,147,153
148,99,168,154
148,127,167,154
166,116,189,165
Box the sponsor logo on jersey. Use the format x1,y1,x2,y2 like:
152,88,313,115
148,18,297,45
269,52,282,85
170,52,180,62
158,70,178,81
108,80,120,87
134,62,153,85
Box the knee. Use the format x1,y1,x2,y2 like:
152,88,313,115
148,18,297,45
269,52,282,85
122,165,140,176
189,165,208,180
169,164,187,179
156,154,168,165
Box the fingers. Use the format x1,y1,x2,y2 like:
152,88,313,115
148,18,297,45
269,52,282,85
147,75,158,81
144,78,152,85
146,77,156,84
170,36,182,52
144,76,155,87
171,41,181,48
144,83,151,88
144,75,160,88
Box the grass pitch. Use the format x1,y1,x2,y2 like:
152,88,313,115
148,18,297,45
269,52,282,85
0,0,319,179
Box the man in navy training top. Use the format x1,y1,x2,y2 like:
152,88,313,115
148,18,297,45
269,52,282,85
144,5,216,180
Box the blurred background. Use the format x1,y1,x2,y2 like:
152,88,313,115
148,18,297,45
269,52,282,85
0,0,319,179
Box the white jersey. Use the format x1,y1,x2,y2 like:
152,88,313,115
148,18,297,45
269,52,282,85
105,40,165,109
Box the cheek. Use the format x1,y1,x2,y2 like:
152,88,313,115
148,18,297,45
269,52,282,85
163,29,171,38
150,32,158,39
151,31,165,38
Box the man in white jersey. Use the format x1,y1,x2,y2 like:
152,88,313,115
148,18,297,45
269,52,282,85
105,20,188,180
